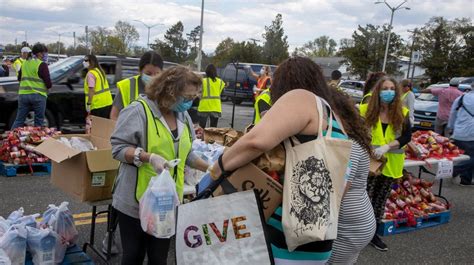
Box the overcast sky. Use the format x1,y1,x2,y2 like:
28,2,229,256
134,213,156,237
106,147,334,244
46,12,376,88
0,0,472,53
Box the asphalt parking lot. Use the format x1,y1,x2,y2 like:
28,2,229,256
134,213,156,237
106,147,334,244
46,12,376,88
1,101,473,264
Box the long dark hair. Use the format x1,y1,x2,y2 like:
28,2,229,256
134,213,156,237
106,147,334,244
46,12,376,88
205,64,217,82
139,51,163,71
365,77,405,133
271,56,372,156
363,71,386,96
85,54,106,78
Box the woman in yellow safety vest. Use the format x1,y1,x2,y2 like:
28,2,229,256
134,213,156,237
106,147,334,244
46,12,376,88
360,76,412,252
361,71,386,104
197,64,225,128
83,54,113,118
110,51,163,120
110,66,210,265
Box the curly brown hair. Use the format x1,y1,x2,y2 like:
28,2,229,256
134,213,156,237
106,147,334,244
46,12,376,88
364,77,405,133
145,66,202,110
271,56,373,156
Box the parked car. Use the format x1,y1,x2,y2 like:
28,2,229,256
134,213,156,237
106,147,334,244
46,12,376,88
456,77,473,91
221,63,277,104
339,80,365,103
0,55,178,132
412,84,447,131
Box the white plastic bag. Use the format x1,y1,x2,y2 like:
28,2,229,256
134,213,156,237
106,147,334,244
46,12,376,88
15,214,40,228
139,160,180,238
0,218,9,238
6,208,24,224
0,225,27,265
26,227,67,265
70,137,95,151
40,202,78,245
0,249,11,265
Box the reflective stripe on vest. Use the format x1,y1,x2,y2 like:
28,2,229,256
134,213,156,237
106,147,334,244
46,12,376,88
257,76,270,89
253,89,272,124
135,98,192,202
19,59,47,97
360,103,409,178
118,75,140,108
84,68,113,110
198,77,224,113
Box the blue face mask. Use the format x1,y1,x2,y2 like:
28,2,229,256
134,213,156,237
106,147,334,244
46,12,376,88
141,74,152,85
380,90,396,104
172,96,193,112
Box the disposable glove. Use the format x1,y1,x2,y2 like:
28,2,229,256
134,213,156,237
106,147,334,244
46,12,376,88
149,154,167,173
374,144,390,159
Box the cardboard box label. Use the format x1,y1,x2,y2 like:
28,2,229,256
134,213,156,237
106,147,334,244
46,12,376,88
92,172,106,187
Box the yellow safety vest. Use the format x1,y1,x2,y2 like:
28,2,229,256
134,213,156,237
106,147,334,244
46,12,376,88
135,98,193,202
84,68,113,110
360,104,409,178
19,59,47,97
198,77,224,113
253,89,272,124
117,75,140,108
13,58,25,76
361,92,372,104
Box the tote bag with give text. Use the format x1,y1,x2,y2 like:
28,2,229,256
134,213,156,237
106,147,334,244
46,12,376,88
282,96,352,251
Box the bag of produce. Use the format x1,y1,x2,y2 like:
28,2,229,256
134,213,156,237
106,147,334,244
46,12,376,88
26,227,67,264
0,225,27,265
40,202,78,245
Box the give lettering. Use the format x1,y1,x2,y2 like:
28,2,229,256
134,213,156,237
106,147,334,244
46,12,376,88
184,216,251,248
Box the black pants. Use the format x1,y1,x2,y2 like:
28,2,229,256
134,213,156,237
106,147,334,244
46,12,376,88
90,105,112,119
367,174,396,223
198,113,219,128
116,210,170,265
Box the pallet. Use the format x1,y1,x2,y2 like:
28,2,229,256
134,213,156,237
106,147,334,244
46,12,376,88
25,245,94,265
0,162,51,177
377,210,451,236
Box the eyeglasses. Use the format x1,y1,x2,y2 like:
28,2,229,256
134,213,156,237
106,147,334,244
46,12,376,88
181,94,198,101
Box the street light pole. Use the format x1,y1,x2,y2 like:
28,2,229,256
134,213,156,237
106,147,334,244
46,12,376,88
375,0,410,72
407,29,418,79
197,0,204,71
133,20,163,50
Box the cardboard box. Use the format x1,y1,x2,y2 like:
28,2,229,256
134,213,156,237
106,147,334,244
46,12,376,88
203,127,243,147
35,116,119,202
213,163,283,221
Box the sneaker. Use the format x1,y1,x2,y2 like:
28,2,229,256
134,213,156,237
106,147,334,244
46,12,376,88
370,234,388,251
102,232,120,255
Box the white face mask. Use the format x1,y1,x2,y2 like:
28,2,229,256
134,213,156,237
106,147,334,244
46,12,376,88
83,61,89,68
260,68,265,75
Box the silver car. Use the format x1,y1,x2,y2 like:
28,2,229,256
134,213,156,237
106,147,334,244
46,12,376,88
339,80,365,103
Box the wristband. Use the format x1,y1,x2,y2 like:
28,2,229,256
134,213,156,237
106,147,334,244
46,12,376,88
218,154,233,178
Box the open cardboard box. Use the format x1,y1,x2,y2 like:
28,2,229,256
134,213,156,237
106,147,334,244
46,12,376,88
35,116,119,202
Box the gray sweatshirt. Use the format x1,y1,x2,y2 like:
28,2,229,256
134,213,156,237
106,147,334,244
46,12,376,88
110,95,197,218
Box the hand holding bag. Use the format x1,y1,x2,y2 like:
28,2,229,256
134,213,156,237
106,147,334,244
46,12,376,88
282,96,352,251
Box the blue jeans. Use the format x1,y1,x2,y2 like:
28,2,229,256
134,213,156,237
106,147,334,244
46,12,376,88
453,140,474,184
11,93,47,129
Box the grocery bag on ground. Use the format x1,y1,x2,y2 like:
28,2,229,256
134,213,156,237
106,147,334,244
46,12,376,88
26,227,67,265
0,249,11,265
176,190,274,265
0,225,27,265
40,202,78,245
282,96,352,251
139,160,181,238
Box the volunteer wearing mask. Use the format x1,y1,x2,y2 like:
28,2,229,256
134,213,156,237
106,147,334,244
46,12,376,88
83,55,113,118
249,65,272,96
11,43,52,129
359,77,412,251
13,46,31,76
111,66,209,265
197,64,225,128
400,79,415,126
110,51,164,120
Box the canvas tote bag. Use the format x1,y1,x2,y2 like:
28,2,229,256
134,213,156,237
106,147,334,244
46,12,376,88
282,95,352,251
